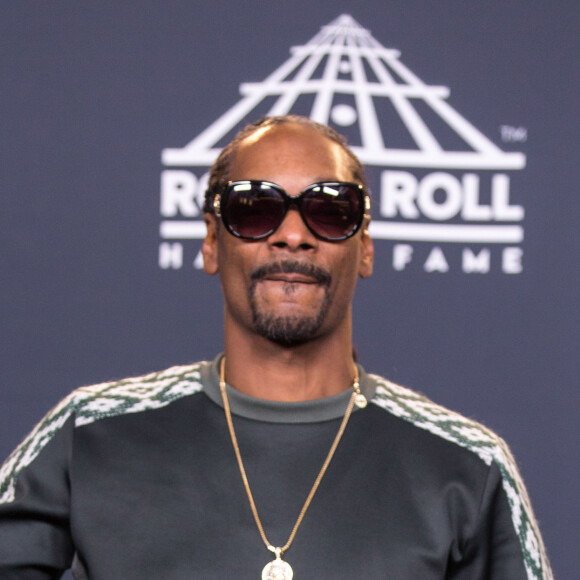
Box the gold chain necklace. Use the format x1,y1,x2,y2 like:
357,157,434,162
219,357,367,579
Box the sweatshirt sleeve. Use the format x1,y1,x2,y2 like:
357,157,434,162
0,409,76,578
447,460,532,579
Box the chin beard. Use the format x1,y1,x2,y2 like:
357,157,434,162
249,260,332,347
251,306,330,347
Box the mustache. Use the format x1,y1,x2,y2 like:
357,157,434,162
250,260,331,286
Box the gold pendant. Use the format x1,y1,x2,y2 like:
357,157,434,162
262,553,293,580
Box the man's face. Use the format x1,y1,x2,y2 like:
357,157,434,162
202,123,374,348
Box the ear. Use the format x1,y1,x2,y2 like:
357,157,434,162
201,214,219,275
358,219,374,279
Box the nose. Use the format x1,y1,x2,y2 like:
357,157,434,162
267,207,318,251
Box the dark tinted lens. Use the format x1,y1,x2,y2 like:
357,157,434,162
223,183,286,239
301,183,362,240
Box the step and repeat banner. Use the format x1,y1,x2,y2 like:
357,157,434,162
2,2,578,577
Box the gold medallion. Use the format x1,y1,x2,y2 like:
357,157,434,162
262,555,293,580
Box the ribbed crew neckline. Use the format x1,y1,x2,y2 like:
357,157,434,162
201,354,376,424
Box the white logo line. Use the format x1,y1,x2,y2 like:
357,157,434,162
159,221,523,244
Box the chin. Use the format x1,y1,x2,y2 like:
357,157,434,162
252,313,326,347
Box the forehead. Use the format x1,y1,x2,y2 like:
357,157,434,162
228,123,355,186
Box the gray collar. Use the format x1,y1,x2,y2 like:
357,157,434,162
201,354,377,423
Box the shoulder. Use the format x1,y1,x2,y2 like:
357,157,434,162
367,372,552,580
71,361,206,427
368,372,521,490
0,362,207,504
369,373,504,465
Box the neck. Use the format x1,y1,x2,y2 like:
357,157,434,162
223,324,356,402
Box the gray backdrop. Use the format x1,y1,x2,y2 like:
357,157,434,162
1,2,578,578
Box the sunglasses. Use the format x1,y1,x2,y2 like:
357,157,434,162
213,180,370,241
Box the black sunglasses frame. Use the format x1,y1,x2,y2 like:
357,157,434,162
213,180,370,242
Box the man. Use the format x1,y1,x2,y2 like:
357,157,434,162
0,116,551,579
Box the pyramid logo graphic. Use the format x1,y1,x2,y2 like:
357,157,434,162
160,14,526,273
163,14,524,170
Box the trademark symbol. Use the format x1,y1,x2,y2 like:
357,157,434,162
500,125,527,142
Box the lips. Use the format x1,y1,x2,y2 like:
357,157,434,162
250,260,331,287
263,273,318,284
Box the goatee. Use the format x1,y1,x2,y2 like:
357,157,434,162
249,260,331,347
